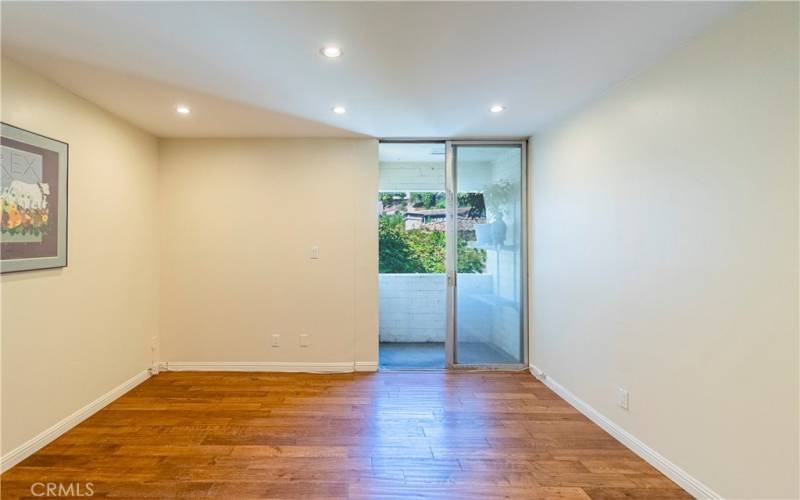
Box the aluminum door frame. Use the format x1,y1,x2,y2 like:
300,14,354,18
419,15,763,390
445,140,529,370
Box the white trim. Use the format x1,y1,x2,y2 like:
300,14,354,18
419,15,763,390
163,361,357,373
529,366,721,500
1,369,150,473
354,361,378,372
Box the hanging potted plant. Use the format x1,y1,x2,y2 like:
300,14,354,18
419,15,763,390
473,221,494,247
483,180,515,246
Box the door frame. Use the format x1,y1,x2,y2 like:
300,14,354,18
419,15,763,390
445,140,529,370
377,138,529,370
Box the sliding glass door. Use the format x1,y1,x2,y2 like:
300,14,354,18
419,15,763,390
446,142,526,367
377,140,526,369
377,142,447,369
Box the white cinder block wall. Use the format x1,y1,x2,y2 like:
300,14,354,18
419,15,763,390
379,162,444,191
379,274,447,342
379,273,495,344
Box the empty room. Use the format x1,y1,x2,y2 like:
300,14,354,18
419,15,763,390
0,2,798,499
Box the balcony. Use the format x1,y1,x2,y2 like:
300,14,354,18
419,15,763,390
379,272,520,368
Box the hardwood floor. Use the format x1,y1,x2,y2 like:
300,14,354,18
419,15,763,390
1,371,689,499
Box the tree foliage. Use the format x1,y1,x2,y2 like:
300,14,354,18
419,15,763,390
456,231,487,274
457,193,486,219
379,214,485,273
410,192,446,209
379,192,406,208
378,214,425,273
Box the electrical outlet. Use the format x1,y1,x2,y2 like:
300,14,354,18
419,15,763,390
271,334,280,347
299,334,310,347
617,387,629,410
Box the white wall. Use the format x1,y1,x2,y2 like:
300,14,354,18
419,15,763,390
0,66,379,465
378,160,492,193
531,4,798,499
379,273,494,343
380,274,447,342
158,138,379,368
379,161,443,192
1,58,159,455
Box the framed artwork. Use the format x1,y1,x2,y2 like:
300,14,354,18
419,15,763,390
1,123,68,273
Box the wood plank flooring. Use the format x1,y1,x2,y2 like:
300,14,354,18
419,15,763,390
1,371,690,499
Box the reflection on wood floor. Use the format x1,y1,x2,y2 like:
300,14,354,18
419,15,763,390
0,371,690,499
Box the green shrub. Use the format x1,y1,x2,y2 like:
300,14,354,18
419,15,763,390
378,214,485,274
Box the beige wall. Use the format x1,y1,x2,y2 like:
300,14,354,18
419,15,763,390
1,58,160,454
0,63,379,462
531,4,799,499
158,139,378,366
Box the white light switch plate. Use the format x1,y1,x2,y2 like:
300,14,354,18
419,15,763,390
310,246,320,259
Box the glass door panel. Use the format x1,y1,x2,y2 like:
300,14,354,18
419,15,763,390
451,144,524,366
377,142,447,369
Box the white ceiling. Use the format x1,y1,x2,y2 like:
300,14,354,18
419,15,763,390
1,2,741,139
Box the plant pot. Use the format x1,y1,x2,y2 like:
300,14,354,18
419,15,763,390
474,223,494,246
491,216,507,245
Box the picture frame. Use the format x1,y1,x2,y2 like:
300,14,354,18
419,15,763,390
1,123,68,273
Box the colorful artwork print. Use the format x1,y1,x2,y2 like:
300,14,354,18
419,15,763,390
0,123,67,273
1,146,51,241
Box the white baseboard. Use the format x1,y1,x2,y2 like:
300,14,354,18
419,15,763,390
1,369,150,473
354,361,378,372
163,361,357,373
530,366,721,499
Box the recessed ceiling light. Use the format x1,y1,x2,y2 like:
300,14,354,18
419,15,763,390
321,46,342,58
176,105,191,115
332,106,346,115
489,105,506,113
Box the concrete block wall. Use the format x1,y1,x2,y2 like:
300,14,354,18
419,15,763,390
379,162,444,192
379,273,495,343
379,274,447,342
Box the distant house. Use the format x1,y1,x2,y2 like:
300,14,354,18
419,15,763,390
404,208,484,231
